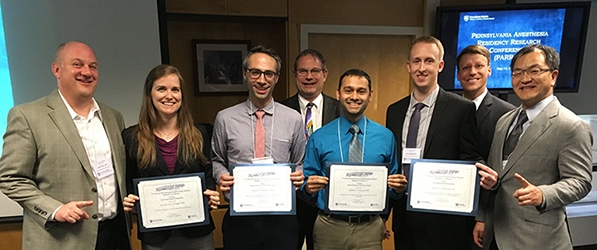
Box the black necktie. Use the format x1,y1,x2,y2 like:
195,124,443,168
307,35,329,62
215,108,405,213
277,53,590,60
503,110,528,160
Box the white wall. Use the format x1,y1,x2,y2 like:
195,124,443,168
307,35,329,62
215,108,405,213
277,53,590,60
2,0,161,125
0,0,161,219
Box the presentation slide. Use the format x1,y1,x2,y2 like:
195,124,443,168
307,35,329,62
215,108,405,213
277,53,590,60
453,8,565,89
0,3,22,219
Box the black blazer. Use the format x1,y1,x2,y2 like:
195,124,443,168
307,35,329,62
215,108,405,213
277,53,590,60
385,88,482,248
280,93,340,126
476,93,515,161
122,124,216,244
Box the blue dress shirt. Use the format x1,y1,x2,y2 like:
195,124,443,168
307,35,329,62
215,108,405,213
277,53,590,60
301,115,400,211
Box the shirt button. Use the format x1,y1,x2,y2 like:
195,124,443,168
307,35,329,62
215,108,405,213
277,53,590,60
92,214,98,219
91,187,97,192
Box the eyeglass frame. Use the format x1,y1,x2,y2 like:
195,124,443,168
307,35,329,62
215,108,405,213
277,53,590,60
295,67,326,76
511,66,552,78
245,68,278,80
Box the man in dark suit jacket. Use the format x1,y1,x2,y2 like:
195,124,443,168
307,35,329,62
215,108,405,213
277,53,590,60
386,36,481,250
280,49,339,250
456,44,515,249
457,45,515,161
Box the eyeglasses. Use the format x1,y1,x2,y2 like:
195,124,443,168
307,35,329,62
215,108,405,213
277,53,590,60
296,68,325,76
512,67,551,78
246,68,278,80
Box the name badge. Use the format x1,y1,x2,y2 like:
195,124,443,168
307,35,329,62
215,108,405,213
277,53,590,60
93,158,115,180
252,157,274,164
402,148,421,164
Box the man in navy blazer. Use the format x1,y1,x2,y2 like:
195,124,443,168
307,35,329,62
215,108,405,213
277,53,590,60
385,36,481,250
457,44,515,249
457,45,515,161
280,49,339,250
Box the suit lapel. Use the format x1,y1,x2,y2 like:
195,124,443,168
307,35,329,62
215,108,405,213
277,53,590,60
394,97,410,148
154,144,173,175
99,105,127,190
424,89,447,155
46,90,94,178
500,99,559,177
476,94,492,128
322,94,338,125
287,95,300,113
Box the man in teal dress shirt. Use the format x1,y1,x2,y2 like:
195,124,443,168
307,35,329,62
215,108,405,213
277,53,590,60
301,68,407,250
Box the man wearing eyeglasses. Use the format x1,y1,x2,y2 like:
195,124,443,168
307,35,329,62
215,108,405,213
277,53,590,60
474,44,593,250
281,49,340,250
211,45,307,250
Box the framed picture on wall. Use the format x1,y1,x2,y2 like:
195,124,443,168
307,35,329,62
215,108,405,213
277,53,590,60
193,39,251,95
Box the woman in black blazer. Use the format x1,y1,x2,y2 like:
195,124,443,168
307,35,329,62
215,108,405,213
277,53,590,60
122,64,220,250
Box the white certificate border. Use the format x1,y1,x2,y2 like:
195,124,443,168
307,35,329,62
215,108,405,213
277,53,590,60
229,163,297,216
406,159,480,216
133,172,211,232
324,162,390,214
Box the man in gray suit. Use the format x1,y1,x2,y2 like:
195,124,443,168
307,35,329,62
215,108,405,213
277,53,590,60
0,41,130,250
474,44,593,249
280,49,339,250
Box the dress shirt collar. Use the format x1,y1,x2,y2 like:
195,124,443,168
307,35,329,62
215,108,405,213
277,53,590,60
58,89,102,121
409,84,439,109
522,94,554,122
245,98,275,115
298,93,323,112
339,115,366,135
470,88,488,111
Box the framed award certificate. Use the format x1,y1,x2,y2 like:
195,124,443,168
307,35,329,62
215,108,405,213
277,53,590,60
229,163,296,216
324,163,390,214
406,159,480,216
133,173,210,232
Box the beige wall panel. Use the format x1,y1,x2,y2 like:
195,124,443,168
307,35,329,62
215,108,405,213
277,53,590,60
165,0,227,15
309,33,412,126
287,0,424,97
289,0,423,26
167,21,287,124
227,0,287,17
0,222,21,249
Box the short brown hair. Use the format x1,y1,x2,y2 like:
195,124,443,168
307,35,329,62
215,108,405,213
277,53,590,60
456,44,491,70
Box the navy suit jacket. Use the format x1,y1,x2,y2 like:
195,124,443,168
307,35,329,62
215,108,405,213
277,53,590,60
475,93,515,161
385,87,481,248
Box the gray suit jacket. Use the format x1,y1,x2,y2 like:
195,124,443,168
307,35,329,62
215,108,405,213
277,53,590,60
477,97,592,249
0,90,130,250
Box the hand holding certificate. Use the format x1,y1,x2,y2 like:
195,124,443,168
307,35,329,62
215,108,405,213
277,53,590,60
325,163,389,214
230,164,296,216
406,159,480,216
133,173,210,232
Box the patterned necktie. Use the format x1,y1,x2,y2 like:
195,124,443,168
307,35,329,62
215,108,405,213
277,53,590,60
305,103,314,139
406,103,426,148
254,110,265,158
348,124,362,162
503,110,528,160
